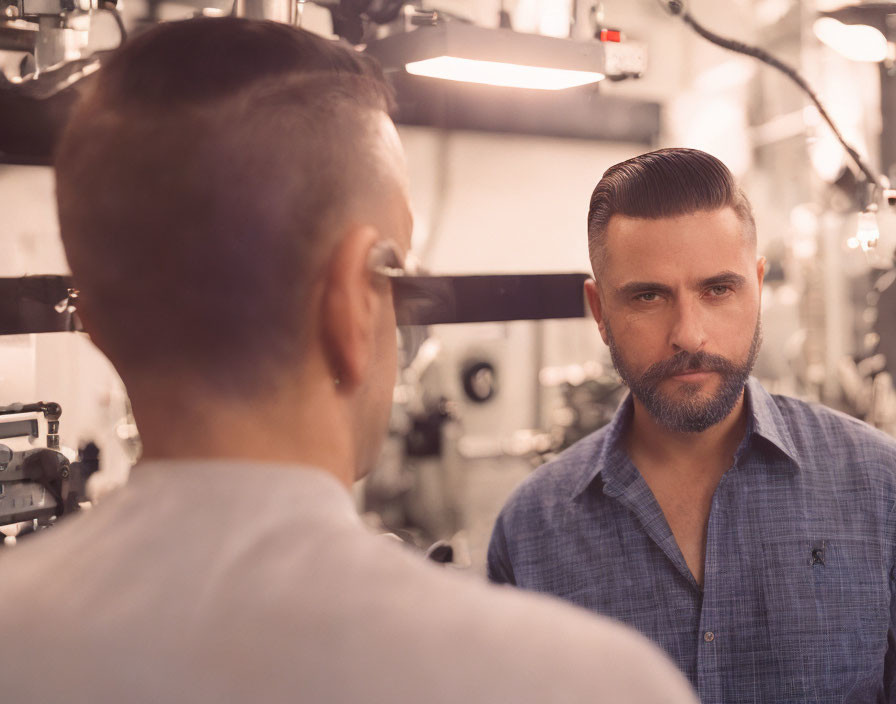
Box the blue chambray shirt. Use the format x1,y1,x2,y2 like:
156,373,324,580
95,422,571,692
488,377,896,703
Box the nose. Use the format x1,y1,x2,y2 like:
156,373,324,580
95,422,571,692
668,297,707,355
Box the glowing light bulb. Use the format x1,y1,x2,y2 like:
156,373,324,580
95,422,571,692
852,208,881,251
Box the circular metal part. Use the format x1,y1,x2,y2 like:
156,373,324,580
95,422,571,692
461,360,497,404
410,9,440,26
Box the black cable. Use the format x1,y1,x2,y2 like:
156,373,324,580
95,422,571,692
102,2,128,43
498,0,512,29
663,0,883,192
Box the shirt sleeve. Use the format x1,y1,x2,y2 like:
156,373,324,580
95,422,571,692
886,560,896,699
486,511,516,585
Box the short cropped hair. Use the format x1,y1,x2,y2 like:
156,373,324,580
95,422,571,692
587,148,756,275
55,18,395,396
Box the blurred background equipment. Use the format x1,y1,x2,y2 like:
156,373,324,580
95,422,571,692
0,276,80,334
392,273,588,325
1,0,655,158
461,359,497,403
0,401,98,541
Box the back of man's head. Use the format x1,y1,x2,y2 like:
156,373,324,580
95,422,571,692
56,17,396,397
587,147,756,275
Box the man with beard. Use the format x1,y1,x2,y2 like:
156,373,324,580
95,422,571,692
488,148,896,703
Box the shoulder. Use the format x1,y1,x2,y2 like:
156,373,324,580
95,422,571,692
0,483,699,704
497,426,610,521
772,392,896,462
764,391,896,495
353,539,697,703
208,514,696,703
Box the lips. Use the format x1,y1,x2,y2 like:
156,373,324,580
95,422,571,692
668,370,715,380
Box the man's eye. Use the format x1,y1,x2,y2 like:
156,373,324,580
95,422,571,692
708,285,731,297
636,292,659,302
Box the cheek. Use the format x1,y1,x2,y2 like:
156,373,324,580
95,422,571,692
615,310,668,349
608,317,661,370
710,300,760,338
376,317,399,387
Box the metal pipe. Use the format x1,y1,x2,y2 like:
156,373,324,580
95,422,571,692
233,0,296,25
0,24,36,52
34,15,66,72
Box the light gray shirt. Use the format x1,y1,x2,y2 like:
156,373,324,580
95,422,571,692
0,460,696,703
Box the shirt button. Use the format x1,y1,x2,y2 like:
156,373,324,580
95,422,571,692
703,631,715,643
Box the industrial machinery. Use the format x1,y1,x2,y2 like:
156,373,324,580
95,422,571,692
0,0,653,162
0,401,98,532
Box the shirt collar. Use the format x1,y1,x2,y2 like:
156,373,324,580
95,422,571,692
570,376,800,499
742,376,801,470
570,393,636,499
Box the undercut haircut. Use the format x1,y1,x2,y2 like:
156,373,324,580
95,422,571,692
587,148,756,275
55,17,395,396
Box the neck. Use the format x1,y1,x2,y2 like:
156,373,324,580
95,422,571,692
626,389,749,472
126,372,356,489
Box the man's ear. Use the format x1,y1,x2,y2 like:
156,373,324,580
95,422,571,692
320,225,383,390
756,256,767,296
584,278,609,346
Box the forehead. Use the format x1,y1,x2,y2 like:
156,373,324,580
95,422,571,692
603,208,753,283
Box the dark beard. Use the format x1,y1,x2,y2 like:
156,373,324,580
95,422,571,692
605,319,761,433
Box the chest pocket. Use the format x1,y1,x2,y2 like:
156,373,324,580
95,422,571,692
758,537,890,701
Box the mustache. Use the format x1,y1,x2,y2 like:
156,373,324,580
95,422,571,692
641,350,738,384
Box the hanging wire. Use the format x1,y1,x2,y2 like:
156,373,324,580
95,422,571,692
658,0,885,199
101,1,128,43
498,0,512,29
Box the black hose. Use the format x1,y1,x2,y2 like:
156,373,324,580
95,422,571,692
664,0,883,191
102,2,128,43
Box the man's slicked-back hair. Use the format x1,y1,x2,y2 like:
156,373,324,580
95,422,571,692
587,148,756,275
56,17,396,396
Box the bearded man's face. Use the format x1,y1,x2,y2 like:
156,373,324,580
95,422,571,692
586,207,765,433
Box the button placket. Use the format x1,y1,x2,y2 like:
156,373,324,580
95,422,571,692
695,469,733,699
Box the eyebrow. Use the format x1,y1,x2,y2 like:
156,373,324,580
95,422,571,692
615,271,748,299
615,281,673,299
700,271,747,289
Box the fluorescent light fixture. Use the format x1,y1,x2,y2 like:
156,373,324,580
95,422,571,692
813,16,888,62
366,22,625,91
405,56,604,90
